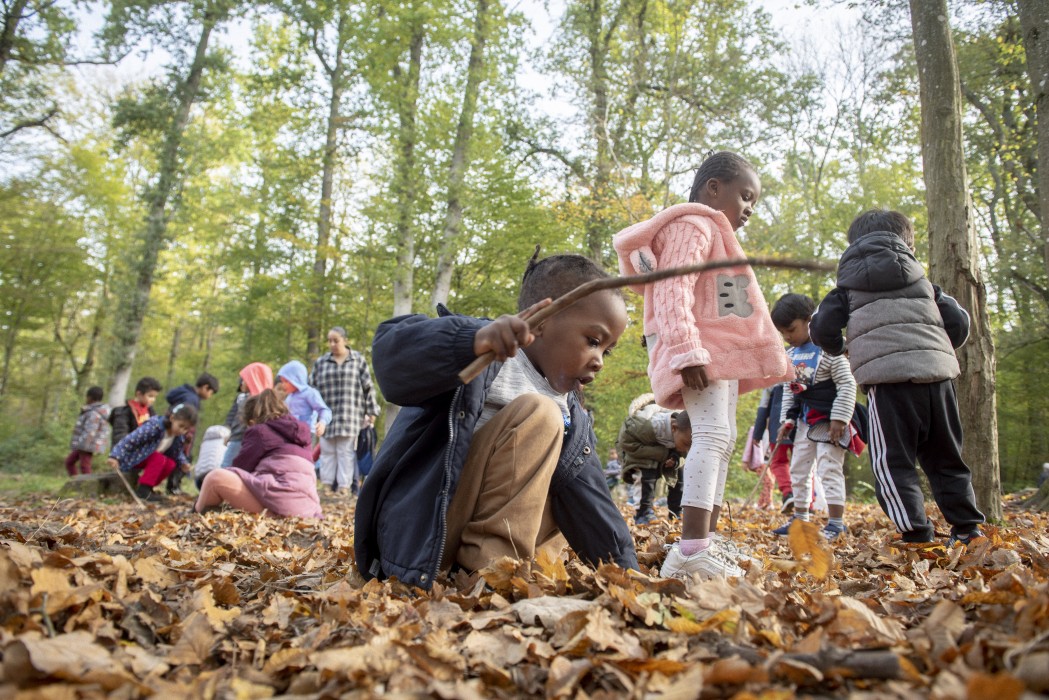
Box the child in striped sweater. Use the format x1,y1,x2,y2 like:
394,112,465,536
770,293,859,542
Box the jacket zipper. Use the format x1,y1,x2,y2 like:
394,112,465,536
430,384,463,585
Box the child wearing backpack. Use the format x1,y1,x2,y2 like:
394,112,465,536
64,386,111,476
769,293,860,542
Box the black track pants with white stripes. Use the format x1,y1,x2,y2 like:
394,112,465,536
866,380,985,542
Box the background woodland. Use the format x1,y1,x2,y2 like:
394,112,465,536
1,0,1047,501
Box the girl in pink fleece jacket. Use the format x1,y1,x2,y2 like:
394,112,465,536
613,151,790,580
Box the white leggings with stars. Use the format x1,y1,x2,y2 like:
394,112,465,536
680,380,739,511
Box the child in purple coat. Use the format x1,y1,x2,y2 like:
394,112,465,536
195,389,322,518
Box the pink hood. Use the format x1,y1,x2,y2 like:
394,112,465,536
613,203,791,407
240,362,274,396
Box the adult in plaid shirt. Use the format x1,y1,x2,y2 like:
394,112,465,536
310,326,381,493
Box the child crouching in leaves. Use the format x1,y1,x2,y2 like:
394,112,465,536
194,389,322,518
108,403,197,502
617,402,689,525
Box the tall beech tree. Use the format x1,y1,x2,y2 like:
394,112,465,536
430,0,495,308
286,0,364,358
910,0,1002,520
103,0,235,402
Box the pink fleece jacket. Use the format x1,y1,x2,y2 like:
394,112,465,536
613,203,791,409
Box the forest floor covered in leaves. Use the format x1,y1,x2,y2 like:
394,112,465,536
0,491,1047,699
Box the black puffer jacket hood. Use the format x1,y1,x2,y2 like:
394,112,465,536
837,231,924,293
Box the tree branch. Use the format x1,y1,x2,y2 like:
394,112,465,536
0,105,63,140
459,256,835,383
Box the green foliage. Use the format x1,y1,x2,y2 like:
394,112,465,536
0,0,1043,504
0,423,70,475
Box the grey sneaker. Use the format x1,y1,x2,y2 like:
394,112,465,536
660,542,745,580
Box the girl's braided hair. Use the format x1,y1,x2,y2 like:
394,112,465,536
688,150,756,203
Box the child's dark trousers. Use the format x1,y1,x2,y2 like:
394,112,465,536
64,450,93,476
867,380,985,542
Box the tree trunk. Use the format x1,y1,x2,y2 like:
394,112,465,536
38,352,57,424
0,325,17,400
431,0,491,308
391,22,425,317
106,11,218,403
1017,0,1049,283
165,324,182,390
306,12,349,359
0,0,29,76
910,0,1002,521
77,304,103,393
586,0,613,263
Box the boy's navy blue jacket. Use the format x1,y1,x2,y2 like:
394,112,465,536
166,383,201,410
354,309,639,590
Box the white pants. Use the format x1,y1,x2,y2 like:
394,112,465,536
680,381,739,511
789,432,847,510
320,435,358,490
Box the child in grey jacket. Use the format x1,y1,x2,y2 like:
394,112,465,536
809,209,985,547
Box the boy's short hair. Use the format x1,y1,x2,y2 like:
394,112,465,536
86,386,104,403
518,246,616,310
134,376,162,394
671,410,691,431
847,209,915,247
771,293,817,328
195,372,220,393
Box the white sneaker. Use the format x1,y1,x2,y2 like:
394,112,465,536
660,542,745,580
711,533,759,565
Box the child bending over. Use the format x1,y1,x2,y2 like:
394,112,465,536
614,150,790,580
617,404,688,524
277,361,332,438
809,209,985,546
354,250,637,589
195,389,322,518
221,362,274,467
770,293,858,542
108,403,197,502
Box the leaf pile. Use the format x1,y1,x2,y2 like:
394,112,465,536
0,495,1047,698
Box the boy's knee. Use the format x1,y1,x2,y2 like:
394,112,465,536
503,395,564,434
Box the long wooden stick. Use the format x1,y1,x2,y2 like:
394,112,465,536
742,447,775,510
458,256,834,384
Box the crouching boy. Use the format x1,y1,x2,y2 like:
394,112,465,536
617,401,690,525
354,251,638,588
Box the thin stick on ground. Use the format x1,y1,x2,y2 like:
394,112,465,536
743,440,779,510
458,257,835,384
